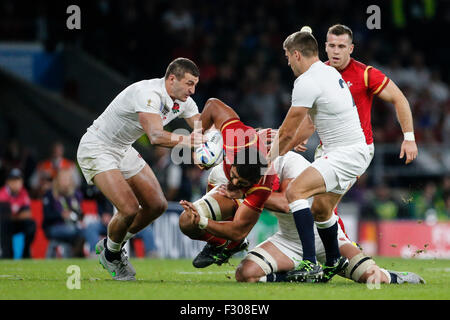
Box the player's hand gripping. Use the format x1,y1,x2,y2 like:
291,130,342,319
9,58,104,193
399,140,418,164
217,184,244,199
293,138,309,152
179,200,201,226
190,129,207,149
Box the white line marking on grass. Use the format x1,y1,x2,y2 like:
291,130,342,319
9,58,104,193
177,271,232,275
424,268,450,272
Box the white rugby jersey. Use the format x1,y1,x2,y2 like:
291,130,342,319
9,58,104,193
86,78,199,148
291,61,365,148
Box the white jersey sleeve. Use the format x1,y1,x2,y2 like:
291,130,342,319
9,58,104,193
179,97,199,118
291,75,321,108
134,88,161,114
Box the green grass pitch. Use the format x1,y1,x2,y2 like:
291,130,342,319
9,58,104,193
0,257,448,300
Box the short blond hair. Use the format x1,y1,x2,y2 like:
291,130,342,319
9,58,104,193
283,31,318,57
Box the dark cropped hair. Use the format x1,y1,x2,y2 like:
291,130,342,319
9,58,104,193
232,147,268,184
327,24,353,41
165,57,200,80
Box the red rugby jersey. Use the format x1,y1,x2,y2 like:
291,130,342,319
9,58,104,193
220,118,278,212
326,58,390,145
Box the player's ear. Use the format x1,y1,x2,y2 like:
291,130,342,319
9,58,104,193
349,43,354,54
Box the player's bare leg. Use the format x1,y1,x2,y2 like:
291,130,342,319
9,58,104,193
126,164,168,235
94,165,167,253
179,191,248,267
93,169,140,280
340,244,425,284
236,241,294,283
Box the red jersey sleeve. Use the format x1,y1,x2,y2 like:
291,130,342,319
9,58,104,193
365,66,390,96
242,168,277,213
242,186,272,212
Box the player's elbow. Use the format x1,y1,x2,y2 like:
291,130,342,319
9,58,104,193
279,203,290,214
230,228,248,242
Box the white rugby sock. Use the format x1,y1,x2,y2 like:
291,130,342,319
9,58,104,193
288,199,309,212
123,232,136,242
258,276,267,283
107,237,121,253
315,214,338,229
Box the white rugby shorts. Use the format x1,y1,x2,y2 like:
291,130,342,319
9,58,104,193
77,131,146,184
311,143,372,194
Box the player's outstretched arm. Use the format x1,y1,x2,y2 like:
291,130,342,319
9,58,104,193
268,106,309,162
263,179,291,213
139,112,202,149
199,98,240,133
180,199,259,242
377,80,418,164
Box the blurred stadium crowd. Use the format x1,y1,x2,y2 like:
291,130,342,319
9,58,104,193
0,0,449,258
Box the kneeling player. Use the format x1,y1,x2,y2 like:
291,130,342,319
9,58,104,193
235,151,425,285
179,98,286,267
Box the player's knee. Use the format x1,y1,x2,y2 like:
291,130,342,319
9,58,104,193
154,198,168,216
235,259,262,283
235,264,257,283
118,202,140,221
310,201,329,221
285,183,304,203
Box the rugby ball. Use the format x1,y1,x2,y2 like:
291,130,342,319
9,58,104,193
195,130,223,168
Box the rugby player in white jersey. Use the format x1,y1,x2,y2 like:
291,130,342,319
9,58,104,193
267,30,371,282
235,151,425,285
77,58,204,280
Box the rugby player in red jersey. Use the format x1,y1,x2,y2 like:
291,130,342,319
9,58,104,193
178,98,305,268
318,24,418,164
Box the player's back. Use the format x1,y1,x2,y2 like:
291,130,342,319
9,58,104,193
294,61,365,148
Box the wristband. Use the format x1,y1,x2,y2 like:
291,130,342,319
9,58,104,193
404,132,415,141
198,216,209,229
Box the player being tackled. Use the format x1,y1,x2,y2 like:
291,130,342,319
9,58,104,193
179,98,297,269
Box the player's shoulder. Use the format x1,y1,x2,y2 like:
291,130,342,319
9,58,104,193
293,71,316,89
350,58,369,71
131,78,165,102
134,78,164,94
184,96,198,107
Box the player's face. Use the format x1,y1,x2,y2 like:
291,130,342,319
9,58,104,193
325,33,354,70
229,166,252,189
170,73,199,102
285,49,301,77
